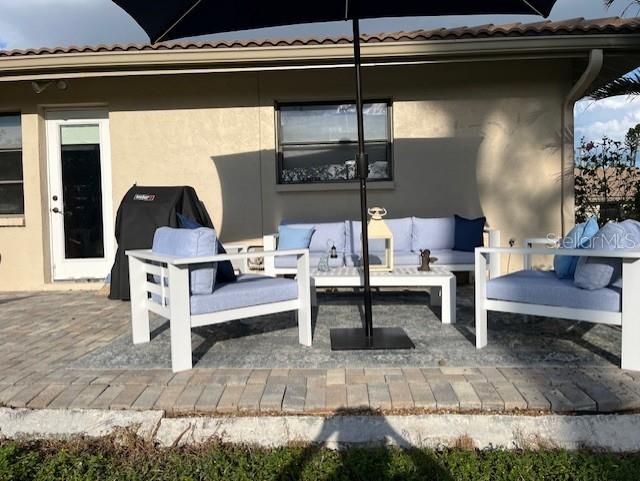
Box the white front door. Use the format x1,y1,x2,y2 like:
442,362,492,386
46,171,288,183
46,110,114,281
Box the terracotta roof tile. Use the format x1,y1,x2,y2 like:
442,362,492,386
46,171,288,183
1,16,638,58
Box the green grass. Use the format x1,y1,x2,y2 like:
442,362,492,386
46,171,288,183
1,437,639,481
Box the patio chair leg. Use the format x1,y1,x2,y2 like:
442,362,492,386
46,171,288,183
168,265,192,372
475,251,488,349
296,252,312,346
622,258,640,371
128,256,150,344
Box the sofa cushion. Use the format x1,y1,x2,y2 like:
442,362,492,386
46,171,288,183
152,227,217,295
345,217,413,253
453,215,485,252
553,217,598,279
177,213,236,283
487,269,621,312
411,216,455,251
574,222,627,290
429,249,475,266
277,225,314,250
275,252,345,269
190,274,298,315
284,221,345,253
346,250,418,267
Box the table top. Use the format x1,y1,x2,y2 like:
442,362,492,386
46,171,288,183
310,266,454,287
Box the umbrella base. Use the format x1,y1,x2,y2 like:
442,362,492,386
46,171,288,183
330,327,415,351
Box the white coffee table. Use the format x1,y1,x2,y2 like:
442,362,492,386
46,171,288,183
310,266,456,324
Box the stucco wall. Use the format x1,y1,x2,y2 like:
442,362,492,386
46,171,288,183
0,58,572,290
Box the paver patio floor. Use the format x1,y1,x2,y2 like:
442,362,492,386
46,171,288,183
1,289,640,415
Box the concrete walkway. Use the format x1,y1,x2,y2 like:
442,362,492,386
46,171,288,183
2,291,640,415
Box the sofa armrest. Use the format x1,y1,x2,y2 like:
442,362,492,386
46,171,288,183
523,237,557,270
263,234,278,275
223,242,249,273
483,228,501,278
126,248,309,266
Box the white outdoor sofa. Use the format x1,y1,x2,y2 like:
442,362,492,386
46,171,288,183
264,217,500,278
126,246,312,372
475,246,640,371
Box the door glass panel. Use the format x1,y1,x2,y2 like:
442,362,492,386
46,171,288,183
60,124,104,259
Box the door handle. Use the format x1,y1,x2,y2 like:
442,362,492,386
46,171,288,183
51,207,62,214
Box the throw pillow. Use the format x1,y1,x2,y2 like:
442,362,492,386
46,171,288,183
278,225,315,250
152,226,217,295
177,213,236,283
453,215,486,252
176,212,201,229
553,217,598,279
574,222,625,290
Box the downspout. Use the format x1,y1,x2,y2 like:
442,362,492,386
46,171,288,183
560,48,603,236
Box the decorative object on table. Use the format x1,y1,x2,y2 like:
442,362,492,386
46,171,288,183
367,207,394,272
418,249,432,272
317,253,330,272
330,242,338,259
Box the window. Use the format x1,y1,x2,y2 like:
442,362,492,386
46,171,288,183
276,101,392,184
0,113,23,215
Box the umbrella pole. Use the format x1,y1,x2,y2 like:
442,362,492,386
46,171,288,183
329,18,414,351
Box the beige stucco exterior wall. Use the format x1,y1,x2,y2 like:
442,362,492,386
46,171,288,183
0,58,572,291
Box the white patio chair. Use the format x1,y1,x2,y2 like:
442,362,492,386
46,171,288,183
126,246,312,372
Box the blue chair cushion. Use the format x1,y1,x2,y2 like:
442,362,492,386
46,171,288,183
553,217,598,279
176,212,201,229
277,225,315,250
283,221,346,253
574,222,627,290
487,269,621,312
190,274,298,315
411,216,455,251
152,227,217,295
275,252,344,269
177,213,236,283
453,215,485,252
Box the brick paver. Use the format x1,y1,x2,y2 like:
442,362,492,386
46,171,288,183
367,384,392,410
260,383,286,412
0,290,638,416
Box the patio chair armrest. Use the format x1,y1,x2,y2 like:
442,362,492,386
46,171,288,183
476,247,640,259
126,248,309,266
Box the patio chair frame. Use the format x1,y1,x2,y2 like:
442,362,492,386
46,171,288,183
475,247,640,371
126,248,312,372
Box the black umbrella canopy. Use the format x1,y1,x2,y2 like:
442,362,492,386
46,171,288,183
113,0,557,351
114,0,557,43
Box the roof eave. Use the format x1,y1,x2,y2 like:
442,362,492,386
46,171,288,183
1,33,639,82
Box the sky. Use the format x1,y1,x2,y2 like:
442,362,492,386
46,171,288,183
0,0,638,146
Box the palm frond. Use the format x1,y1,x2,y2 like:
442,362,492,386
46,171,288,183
589,73,640,100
